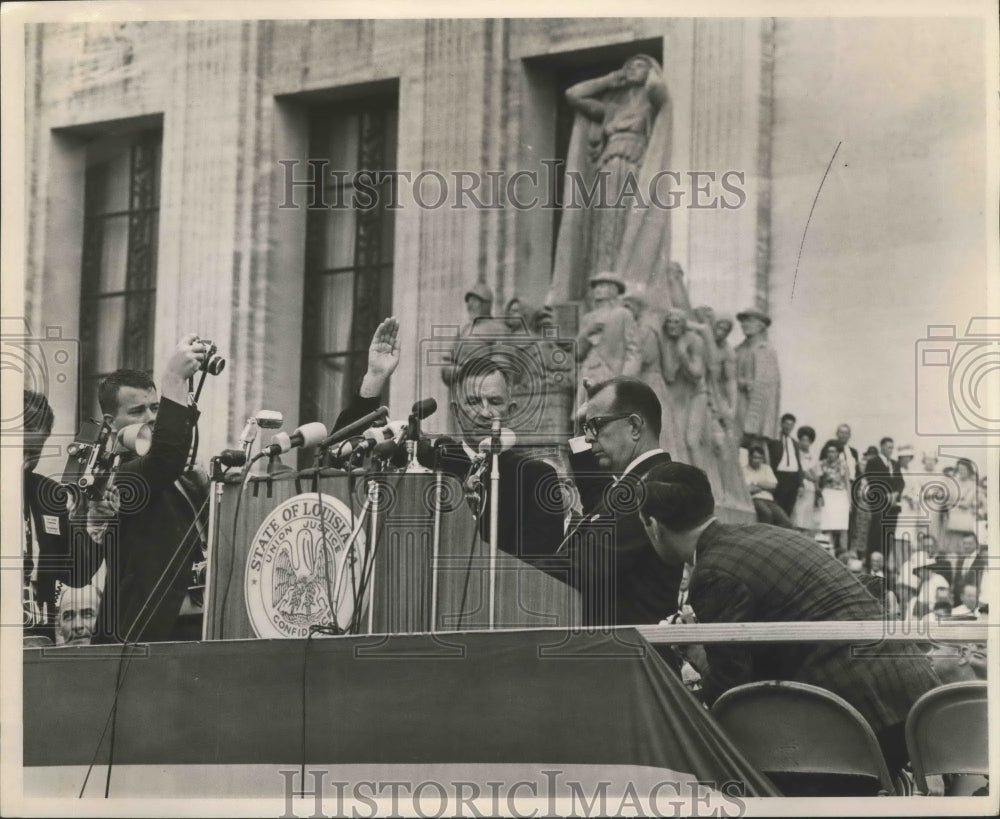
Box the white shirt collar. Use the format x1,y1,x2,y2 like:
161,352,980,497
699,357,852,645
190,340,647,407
620,448,665,479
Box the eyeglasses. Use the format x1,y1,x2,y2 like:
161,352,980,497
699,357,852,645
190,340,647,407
582,413,634,438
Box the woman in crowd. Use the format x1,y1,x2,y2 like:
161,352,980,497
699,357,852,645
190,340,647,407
816,441,851,552
791,425,819,532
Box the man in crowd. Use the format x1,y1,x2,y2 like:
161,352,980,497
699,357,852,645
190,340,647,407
834,423,860,480
559,376,683,627
767,412,802,517
90,334,209,644
743,443,794,528
947,532,986,604
865,436,904,561
55,584,101,645
640,462,940,781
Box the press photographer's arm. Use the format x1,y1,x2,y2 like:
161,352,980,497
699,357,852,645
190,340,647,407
91,334,210,644
116,334,206,494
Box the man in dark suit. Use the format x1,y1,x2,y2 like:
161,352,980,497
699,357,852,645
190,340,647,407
864,436,905,561
333,319,564,565
766,412,801,516
91,335,209,644
640,462,940,781
945,532,987,608
558,376,683,627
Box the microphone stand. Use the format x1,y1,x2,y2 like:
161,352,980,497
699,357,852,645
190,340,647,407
365,476,381,635
430,447,445,634
488,419,501,630
404,413,431,474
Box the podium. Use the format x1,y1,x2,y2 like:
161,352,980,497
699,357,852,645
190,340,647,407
205,469,580,639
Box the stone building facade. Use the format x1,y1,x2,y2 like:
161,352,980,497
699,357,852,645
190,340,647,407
22,17,989,462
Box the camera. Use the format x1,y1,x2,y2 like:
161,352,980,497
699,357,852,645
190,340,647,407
62,417,121,502
914,318,1000,437
61,419,151,503
419,316,577,446
194,337,226,376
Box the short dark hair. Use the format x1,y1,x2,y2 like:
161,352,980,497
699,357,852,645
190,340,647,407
748,444,767,458
821,439,844,455
781,412,796,424
588,376,662,437
23,390,54,433
797,426,816,443
98,369,157,416
642,462,715,530
879,436,894,447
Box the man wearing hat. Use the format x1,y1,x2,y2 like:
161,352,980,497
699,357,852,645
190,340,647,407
733,307,780,444
575,273,640,408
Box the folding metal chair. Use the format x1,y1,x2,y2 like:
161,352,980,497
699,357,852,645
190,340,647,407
711,680,896,796
905,680,988,796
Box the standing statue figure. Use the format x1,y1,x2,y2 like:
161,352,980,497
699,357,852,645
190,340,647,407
574,274,640,408
549,55,673,307
689,307,746,502
622,288,671,444
660,309,709,466
734,307,781,445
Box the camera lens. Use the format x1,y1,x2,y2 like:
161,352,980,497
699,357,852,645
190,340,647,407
204,354,226,376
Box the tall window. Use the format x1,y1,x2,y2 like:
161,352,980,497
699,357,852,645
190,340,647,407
300,98,397,423
79,130,161,421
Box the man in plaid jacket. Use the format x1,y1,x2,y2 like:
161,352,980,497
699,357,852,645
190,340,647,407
640,461,940,778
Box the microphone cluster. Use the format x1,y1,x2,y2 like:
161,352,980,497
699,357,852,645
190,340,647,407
211,398,447,476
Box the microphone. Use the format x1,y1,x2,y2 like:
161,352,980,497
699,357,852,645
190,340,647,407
470,428,517,465
262,422,329,458
331,428,384,462
320,406,389,447
218,449,247,468
411,397,438,421
255,410,284,430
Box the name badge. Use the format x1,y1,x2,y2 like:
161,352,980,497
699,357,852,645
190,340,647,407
43,515,61,535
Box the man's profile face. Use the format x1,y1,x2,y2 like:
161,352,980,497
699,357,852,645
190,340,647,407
57,587,99,645
110,387,159,432
456,371,514,434
836,425,851,444
880,439,894,458
584,387,636,474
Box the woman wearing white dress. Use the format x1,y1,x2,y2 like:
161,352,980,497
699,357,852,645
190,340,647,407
791,425,819,532
816,442,851,552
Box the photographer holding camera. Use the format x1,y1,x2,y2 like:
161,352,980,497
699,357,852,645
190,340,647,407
90,333,212,644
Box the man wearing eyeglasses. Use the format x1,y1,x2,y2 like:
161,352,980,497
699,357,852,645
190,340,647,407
561,376,684,627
